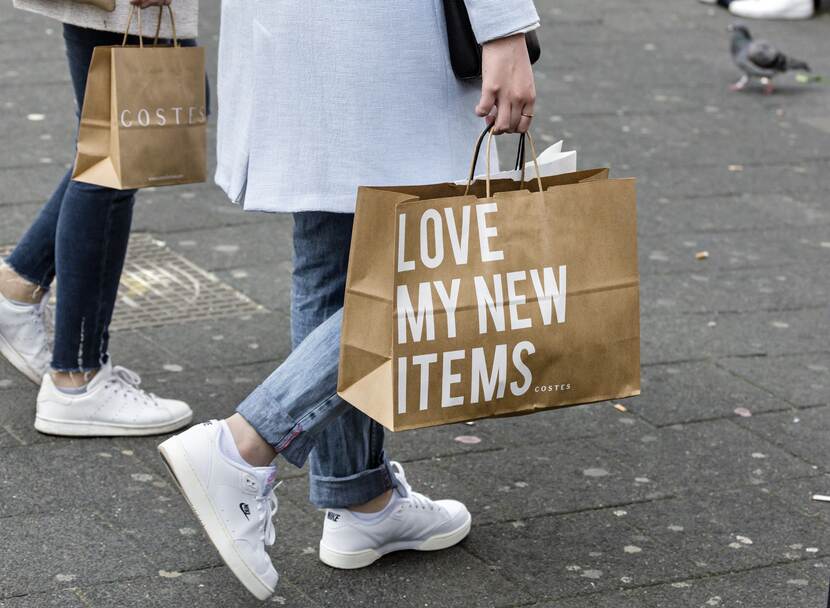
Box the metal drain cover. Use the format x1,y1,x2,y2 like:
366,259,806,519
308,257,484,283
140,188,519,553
2,233,266,331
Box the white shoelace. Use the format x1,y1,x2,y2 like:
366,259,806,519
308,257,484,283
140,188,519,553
257,488,279,545
391,461,438,512
106,366,159,406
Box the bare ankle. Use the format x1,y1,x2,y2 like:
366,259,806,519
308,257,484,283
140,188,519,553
52,369,98,389
226,413,277,467
0,266,46,305
349,489,394,513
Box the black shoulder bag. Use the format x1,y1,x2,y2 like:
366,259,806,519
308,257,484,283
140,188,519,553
443,0,541,80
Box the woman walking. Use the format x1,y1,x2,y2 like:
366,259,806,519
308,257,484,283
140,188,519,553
0,0,197,435
160,0,541,600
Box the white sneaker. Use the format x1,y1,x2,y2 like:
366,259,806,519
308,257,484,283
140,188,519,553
0,290,52,384
35,360,192,436
729,0,814,19
318,461,472,569
158,421,279,601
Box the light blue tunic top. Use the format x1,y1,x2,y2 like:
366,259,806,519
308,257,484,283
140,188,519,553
215,0,540,213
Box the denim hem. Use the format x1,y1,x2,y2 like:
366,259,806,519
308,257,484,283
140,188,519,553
235,394,340,469
308,454,397,509
3,258,53,292
51,349,108,374
49,363,102,374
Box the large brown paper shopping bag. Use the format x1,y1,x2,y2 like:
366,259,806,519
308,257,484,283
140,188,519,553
338,130,640,431
72,6,206,190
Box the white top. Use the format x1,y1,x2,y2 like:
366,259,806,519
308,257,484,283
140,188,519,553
13,0,198,39
215,0,540,213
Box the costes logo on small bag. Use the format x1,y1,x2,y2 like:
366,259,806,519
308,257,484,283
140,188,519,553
119,106,206,129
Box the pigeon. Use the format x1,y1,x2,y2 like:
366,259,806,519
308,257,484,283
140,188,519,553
728,23,810,94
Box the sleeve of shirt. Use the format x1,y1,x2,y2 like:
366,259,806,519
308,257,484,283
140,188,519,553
462,0,541,44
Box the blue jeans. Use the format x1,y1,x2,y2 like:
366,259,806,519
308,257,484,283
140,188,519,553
237,212,396,509
5,25,201,372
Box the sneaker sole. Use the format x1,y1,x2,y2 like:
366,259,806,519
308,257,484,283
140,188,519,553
158,435,277,601
34,411,193,437
0,330,43,385
318,512,472,570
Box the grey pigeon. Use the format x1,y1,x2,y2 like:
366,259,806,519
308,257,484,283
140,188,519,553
728,24,810,94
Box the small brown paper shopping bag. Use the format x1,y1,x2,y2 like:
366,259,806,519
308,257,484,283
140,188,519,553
338,129,640,431
72,6,206,190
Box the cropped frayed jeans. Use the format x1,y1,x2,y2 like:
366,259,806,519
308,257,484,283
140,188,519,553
5,24,200,372
237,212,396,509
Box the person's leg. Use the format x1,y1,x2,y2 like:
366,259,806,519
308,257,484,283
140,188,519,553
42,25,137,378
291,212,395,509
2,24,194,436
50,180,135,373
160,309,469,592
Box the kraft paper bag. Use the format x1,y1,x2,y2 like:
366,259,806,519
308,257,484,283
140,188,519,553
338,132,640,431
72,7,206,190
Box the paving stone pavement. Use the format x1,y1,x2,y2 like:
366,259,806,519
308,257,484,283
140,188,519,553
1,1,829,607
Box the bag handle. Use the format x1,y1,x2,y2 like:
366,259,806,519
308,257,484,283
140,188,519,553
122,4,179,48
464,124,544,199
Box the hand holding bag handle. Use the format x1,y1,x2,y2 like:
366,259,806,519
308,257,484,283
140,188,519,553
464,124,543,198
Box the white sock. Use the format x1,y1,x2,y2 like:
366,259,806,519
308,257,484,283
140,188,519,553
54,383,87,395
348,491,399,522
218,420,277,488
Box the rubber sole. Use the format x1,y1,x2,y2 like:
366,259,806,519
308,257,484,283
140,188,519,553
158,435,277,601
318,512,472,570
34,411,192,437
0,330,43,385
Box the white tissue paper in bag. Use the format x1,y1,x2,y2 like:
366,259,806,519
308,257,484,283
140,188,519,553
455,141,577,184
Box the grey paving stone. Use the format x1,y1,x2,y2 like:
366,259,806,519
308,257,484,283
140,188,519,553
291,543,535,608
135,313,290,370
638,225,830,276
389,442,670,527
542,560,830,608
0,510,152,597
637,192,830,238
621,361,786,426
0,440,168,518
620,486,830,575
637,159,829,201
74,568,321,608
385,401,655,463
559,110,830,170
0,386,48,447
465,508,699,601
640,264,830,316
161,221,292,273
0,590,84,607
0,203,49,244
0,362,35,393
734,407,830,472
592,420,817,496
214,261,293,315
720,353,830,407
0,165,69,205
762,475,830,522
105,329,185,375
129,189,265,235
641,308,829,365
